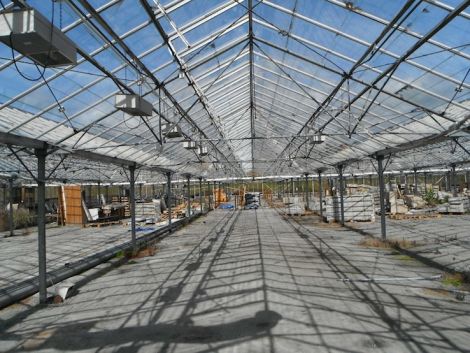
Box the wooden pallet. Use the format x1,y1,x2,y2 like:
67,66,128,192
83,220,122,228
390,213,441,220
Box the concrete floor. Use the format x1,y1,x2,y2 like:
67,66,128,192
349,215,470,274
0,222,164,288
1,208,469,353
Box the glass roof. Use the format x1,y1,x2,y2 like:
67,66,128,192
0,0,469,182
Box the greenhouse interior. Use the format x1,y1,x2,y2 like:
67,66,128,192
0,0,470,352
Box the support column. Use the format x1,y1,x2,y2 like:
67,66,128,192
207,181,211,210
166,172,172,226
318,170,324,222
8,177,14,237
199,177,203,214
97,181,102,205
105,185,109,204
87,185,92,205
304,173,309,210
413,168,418,195
129,165,136,250
290,178,294,196
424,172,427,192
451,164,457,197
35,148,47,304
338,165,345,226
187,175,191,217
377,155,387,240
213,181,217,208
466,171,470,191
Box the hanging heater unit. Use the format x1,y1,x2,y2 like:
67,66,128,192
115,94,153,116
309,134,326,144
162,123,183,138
183,140,197,150
198,146,208,156
0,8,77,67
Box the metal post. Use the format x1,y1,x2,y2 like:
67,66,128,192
2,184,6,209
8,177,14,237
338,165,345,226
377,155,387,240
213,181,217,208
451,164,457,197
35,148,47,304
105,185,109,204
199,177,203,214
466,171,470,191
207,181,211,210
413,168,418,195
166,172,172,226
318,170,324,222
290,178,294,197
87,185,92,206
129,165,136,250
304,173,309,210
97,181,101,205
424,172,427,192
187,175,191,217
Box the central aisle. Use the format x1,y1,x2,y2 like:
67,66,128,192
1,208,468,353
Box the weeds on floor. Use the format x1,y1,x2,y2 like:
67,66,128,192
395,254,415,261
359,237,417,249
442,273,465,287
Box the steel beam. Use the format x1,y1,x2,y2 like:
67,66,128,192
35,147,47,304
451,164,457,197
166,172,172,226
8,178,14,238
377,155,387,240
304,173,309,210
318,170,324,221
199,177,203,214
129,165,136,250
338,165,345,226
0,131,47,150
186,175,191,217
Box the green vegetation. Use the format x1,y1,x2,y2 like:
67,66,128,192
395,254,414,261
13,208,31,235
423,189,439,206
442,273,464,287
115,250,125,258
